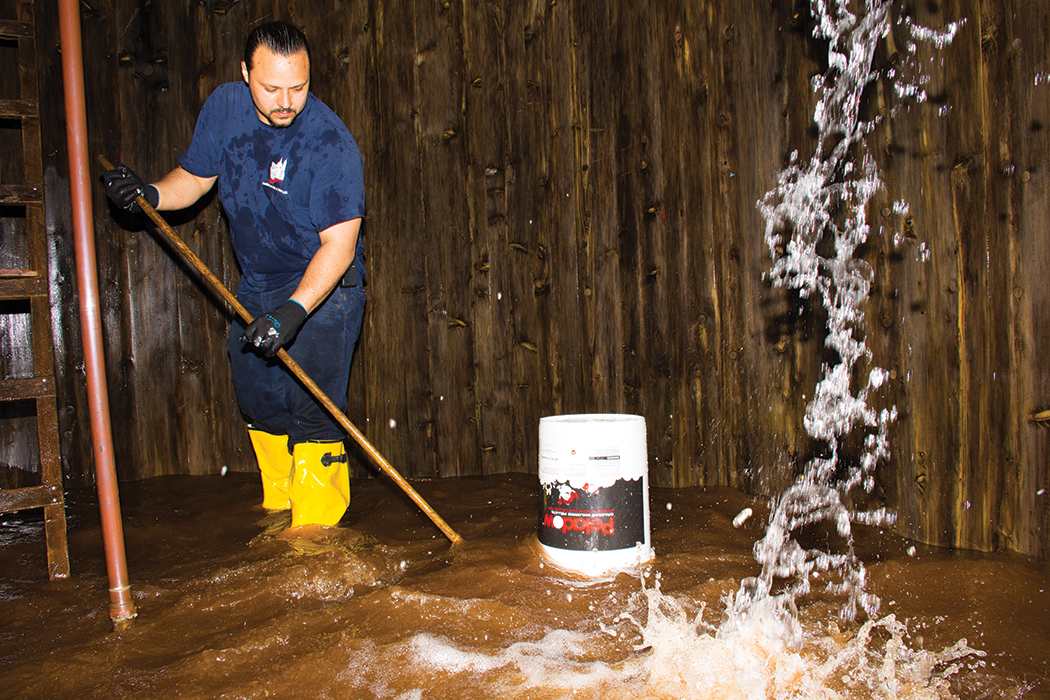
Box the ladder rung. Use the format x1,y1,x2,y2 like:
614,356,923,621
0,19,32,38
0,99,38,119
0,484,62,514
0,274,46,298
0,184,42,204
0,19,33,39
0,377,55,402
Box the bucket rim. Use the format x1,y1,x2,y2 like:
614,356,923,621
539,413,644,424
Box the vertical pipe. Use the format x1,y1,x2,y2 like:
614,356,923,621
57,0,137,630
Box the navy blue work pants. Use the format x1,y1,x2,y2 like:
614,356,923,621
227,278,366,446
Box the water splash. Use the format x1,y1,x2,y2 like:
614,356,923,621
629,576,985,699
397,573,987,699
739,0,963,638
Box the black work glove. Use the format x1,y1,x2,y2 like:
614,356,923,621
240,300,308,358
101,164,159,213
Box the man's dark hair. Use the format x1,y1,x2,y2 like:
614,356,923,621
244,21,310,70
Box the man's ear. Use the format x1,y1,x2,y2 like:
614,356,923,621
241,60,249,84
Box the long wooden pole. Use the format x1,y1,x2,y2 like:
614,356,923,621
98,156,463,547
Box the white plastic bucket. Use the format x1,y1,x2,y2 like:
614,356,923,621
538,414,652,576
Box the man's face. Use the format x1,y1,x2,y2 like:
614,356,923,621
241,45,310,128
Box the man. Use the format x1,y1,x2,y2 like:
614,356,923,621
103,21,366,531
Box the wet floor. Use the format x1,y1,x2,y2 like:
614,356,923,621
1,471,1047,699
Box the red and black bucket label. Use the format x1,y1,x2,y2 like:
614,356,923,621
539,477,645,551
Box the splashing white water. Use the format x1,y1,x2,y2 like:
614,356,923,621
744,0,963,638
395,574,985,699
632,576,984,699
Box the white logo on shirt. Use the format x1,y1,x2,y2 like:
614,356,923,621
263,158,289,195
269,158,287,183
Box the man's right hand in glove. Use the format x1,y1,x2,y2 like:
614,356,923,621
102,165,159,213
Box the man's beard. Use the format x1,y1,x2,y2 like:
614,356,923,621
265,108,298,127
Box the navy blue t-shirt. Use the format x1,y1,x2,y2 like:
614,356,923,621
179,82,365,293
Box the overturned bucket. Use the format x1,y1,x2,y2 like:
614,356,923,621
538,414,653,576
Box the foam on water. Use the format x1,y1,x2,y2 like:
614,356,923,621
397,574,985,699
633,578,984,700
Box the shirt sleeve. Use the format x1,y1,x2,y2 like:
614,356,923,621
309,127,366,233
178,85,231,178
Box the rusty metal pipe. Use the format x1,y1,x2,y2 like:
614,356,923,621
59,0,137,630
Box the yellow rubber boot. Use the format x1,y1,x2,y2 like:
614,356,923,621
247,428,293,511
289,440,350,528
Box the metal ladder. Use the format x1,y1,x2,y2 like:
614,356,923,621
0,3,69,579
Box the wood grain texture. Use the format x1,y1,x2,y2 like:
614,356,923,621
1,0,1046,557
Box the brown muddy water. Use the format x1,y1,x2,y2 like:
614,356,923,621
1,471,1047,699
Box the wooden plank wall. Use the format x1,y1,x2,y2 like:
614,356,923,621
0,0,1046,558
870,0,1050,557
